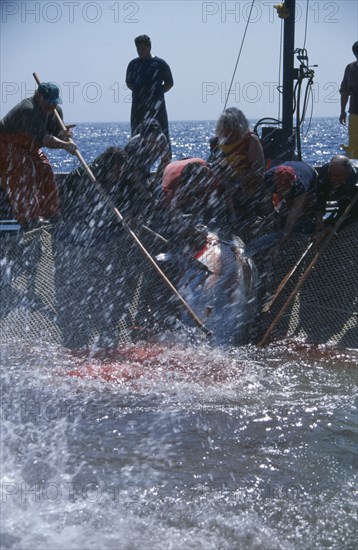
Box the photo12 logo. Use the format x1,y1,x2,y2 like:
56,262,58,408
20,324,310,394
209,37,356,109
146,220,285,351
1,81,133,106
1,481,141,505
201,2,340,24
201,80,340,105
1,1,140,24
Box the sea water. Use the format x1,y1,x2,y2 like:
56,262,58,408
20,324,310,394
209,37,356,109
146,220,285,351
48,118,348,170
1,119,357,550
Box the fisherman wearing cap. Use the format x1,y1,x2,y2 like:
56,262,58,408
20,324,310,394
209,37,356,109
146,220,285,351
265,160,317,242
0,82,77,227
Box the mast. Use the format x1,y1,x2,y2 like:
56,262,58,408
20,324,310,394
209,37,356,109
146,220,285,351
281,0,296,160
259,1,298,162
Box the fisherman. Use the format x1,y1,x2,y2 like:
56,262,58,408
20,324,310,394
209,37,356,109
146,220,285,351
0,82,77,228
60,146,127,227
339,41,358,159
162,157,209,208
123,118,171,208
125,34,174,148
264,160,317,243
209,107,274,240
314,155,358,238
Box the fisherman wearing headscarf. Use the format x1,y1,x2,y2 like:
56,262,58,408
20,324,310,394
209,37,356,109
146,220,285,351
265,160,317,242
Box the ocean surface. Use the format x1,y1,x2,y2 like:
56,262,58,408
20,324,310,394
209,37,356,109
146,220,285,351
46,117,349,171
1,119,357,550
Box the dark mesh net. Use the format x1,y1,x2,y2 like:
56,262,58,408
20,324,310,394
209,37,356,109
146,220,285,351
256,222,358,347
1,218,357,348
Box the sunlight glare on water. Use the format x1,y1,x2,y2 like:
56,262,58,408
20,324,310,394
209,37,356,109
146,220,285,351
1,338,357,550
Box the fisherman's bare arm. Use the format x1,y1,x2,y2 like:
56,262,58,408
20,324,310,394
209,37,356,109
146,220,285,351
340,92,349,124
42,134,78,155
281,193,308,240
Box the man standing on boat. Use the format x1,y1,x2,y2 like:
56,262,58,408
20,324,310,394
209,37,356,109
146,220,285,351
340,41,358,159
125,35,174,149
0,82,77,228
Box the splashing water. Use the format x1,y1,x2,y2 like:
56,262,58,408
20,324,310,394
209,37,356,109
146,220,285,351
1,118,356,549
1,339,357,549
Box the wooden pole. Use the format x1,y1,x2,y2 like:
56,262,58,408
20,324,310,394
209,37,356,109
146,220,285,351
257,192,358,347
262,241,314,313
33,73,211,336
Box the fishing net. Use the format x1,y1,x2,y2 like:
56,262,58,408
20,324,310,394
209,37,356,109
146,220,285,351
0,221,177,348
255,222,358,348
1,193,357,349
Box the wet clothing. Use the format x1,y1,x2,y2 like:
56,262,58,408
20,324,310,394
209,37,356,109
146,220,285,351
218,133,253,177
162,158,208,207
124,132,169,181
211,132,271,240
123,131,171,208
125,56,173,143
346,113,358,159
316,161,358,224
0,96,63,224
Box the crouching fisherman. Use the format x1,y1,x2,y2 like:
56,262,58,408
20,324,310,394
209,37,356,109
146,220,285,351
314,155,358,240
124,118,171,203
264,160,317,243
243,160,317,310
0,82,77,229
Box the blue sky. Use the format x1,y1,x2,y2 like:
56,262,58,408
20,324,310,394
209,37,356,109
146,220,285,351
1,0,357,123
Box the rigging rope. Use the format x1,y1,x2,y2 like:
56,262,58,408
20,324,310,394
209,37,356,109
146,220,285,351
223,0,256,111
302,0,310,50
277,18,284,121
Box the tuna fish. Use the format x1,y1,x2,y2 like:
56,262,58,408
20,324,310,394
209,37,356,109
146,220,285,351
167,230,259,345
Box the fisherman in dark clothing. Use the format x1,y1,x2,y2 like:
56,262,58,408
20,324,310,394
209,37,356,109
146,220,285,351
125,34,174,148
314,155,358,238
265,160,317,243
123,118,171,209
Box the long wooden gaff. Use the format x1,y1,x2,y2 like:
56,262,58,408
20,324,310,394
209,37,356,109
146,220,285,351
33,72,211,336
257,192,358,347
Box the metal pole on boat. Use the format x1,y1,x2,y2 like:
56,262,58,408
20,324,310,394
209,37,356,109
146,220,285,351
257,192,358,347
281,0,296,160
32,73,212,337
